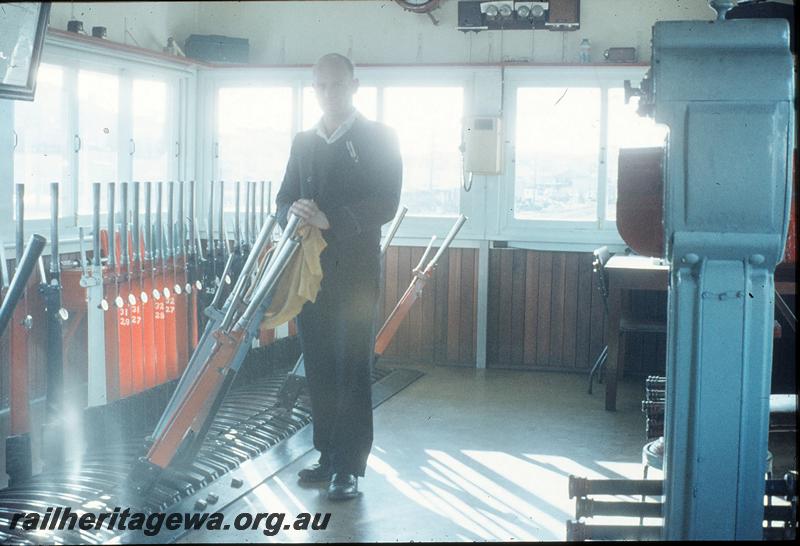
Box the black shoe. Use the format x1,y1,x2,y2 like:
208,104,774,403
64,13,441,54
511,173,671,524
297,462,333,483
327,473,360,501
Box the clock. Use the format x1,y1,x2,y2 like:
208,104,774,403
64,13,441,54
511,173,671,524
394,0,441,13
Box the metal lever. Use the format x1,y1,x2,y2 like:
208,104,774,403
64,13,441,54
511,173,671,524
414,235,437,275
423,214,468,274
381,206,408,255
78,227,89,278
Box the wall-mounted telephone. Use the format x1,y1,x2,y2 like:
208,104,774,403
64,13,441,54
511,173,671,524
461,116,503,176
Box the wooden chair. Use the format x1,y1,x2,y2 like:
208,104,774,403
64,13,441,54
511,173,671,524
587,246,667,394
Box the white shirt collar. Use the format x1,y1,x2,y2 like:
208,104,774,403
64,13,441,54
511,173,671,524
314,109,360,144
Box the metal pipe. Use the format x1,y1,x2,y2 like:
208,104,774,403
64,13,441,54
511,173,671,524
92,183,101,267
0,235,46,338
209,252,236,310
132,182,140,265
218,214,277,331
107,184,116,271
258,180,265,233
380,206,408,255
568,475,664,498
423,214,467,274
234,181,241,252
194,222,204,261
218,181,225,258
120,182,129,272
232,214,300,331
167,182,175,260
244,182,251,248
576,498,662,519
233,236,298,332
1,241,9,288
156,183,163,265
566,521,662,542
144,183,152,262
177,181,185,259
207,180,215,264
49,183,59,276
414,236,437,272
15,184,24,266
249,182,257,245
187,180,196,258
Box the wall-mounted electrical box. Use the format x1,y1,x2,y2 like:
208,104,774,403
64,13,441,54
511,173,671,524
457,0,580,32
463,117,503,174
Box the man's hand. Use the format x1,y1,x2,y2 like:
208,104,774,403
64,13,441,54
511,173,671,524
289,199,330,230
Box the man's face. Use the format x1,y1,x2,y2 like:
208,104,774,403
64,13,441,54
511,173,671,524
312,61,358,117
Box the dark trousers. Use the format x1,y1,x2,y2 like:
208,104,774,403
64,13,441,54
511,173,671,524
296,262,379,477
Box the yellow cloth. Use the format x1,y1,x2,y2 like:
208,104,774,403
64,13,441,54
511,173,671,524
260,224,327,329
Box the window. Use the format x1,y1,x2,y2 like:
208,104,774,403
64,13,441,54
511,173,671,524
132,79,171,183
514,87,601,222
13,63,71,219
216,87,293,212
384,87,463,217
77,69,120,215
606,90,667,220
301,86,378,130
9,48,187,228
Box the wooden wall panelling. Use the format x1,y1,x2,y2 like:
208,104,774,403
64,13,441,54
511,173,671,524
562,252,580,369
460,249,476,365
421,248,436,363
535,252,553,368
486,250,500,366
510,250,526,367
498,249,513,367
433,249,450,363
446,248,461,362
471,249,479,365
396,247,412,356
548,252,566,369
588,255,607,372
407,247,424,360
574,253,595,369
523,251,539,366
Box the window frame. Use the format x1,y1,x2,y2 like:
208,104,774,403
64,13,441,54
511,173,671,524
1,35,195,252
202,65,487,244
497,65,653,249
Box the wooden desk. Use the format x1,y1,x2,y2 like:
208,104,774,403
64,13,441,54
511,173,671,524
604,255,669,411
603,258,797,410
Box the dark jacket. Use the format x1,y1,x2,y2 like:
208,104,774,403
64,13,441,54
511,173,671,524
276,116,402,278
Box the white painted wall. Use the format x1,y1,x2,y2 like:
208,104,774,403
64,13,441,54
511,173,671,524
189,0,717,65
49,1,795,65
48,2,199,53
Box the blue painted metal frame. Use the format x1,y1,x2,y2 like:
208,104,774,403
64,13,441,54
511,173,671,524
636,5,794,540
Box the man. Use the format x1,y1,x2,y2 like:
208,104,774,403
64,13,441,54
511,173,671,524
275,53,402,501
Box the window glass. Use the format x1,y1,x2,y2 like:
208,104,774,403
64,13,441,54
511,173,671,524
384,86,463,217
606,89,668,221
217,87,293,213
301,86,377,130
14,64,70,219
132,79,170,183
514,87,600,221
78,69,120,215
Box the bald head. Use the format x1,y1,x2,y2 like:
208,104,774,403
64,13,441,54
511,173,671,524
312,53,359,120
312,53,355,79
